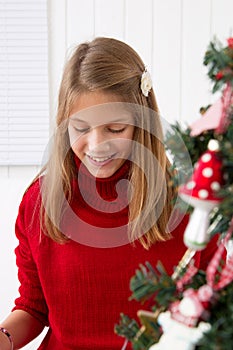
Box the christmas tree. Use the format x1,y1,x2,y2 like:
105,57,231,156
115,37,233,350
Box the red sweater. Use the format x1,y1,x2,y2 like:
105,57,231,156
13,158,219,349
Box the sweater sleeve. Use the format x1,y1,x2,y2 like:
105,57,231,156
12,182,49,326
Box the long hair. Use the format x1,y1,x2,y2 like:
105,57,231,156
33,37,175,248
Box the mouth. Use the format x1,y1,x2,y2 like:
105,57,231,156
86,153,116,166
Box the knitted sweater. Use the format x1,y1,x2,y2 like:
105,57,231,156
13,158,219,349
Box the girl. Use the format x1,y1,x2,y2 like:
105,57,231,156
0,37,219,349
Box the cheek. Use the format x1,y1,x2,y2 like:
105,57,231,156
68,126,85,152
70,140,86,156
68,125,76,147
69,135,85,156
126,127,135,144
115,138,133,154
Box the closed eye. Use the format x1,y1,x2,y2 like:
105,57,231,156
74,127,90,133
107,127,126,133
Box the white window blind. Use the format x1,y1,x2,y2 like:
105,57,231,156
0,0,49,165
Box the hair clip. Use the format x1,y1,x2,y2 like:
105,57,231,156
140,69,152,97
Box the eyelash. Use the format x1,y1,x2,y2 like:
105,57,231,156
108,127,126,133
74,127,126,134
74,127,89,133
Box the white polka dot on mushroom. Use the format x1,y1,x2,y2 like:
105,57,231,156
186,181,196,189
211,182,221,191
201,153,212,162
198,189,209,199
202,167,213,177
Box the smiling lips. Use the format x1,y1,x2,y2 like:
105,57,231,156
86,153,116,166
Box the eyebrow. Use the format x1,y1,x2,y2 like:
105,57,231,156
70,116,132,124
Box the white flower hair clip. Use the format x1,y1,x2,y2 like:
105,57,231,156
140,69,152,97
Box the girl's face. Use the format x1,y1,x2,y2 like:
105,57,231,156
68,91,135,178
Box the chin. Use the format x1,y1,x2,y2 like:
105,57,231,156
91,169,116,178
86,160,124,178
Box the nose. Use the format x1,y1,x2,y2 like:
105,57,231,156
87,127,110,153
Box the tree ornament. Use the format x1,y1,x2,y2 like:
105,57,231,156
227,37,233,49
204,37,233,93
190,83,233,136
135,310,162,343
148,311,211,350
116,36,233,350
149,224,233,350
226,238,233,262
179,139,225,250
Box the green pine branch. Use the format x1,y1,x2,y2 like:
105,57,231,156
129,261,177,309
114,313,158,350
197,282,233,350
115,36,233,350
203,38,233,93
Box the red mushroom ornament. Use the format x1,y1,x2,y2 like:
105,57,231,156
179,139,224,250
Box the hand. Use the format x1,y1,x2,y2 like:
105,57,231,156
0,329,12,350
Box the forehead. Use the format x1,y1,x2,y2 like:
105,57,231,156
69,92,134,126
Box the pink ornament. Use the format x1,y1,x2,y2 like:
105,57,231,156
190,83,233,136
170,287,212,327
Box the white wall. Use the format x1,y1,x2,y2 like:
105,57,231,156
0,0,233,348
48,0,233,125
0,167,44,349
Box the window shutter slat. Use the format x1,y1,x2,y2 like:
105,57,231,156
0,0,49,165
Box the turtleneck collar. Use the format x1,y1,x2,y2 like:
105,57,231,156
73,155,131,212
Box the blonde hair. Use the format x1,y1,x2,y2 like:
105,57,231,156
35,37,175,248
